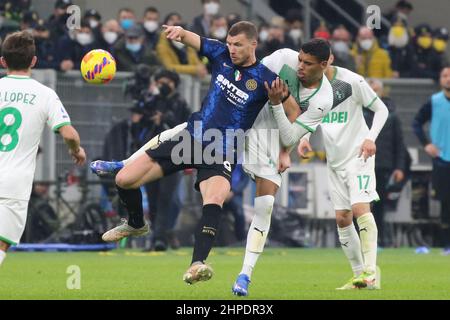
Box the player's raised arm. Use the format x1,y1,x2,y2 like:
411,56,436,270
265,78,306,147
162,25,201,52
58,125,86,165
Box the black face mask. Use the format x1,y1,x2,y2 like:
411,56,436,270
159,83,172,97
267,39,281,50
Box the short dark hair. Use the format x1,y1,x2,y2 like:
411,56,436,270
1,31,35,71
144,6,159,15
301,38,330,62
228,21,257,40
155,69,180,87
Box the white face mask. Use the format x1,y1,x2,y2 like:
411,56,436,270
259,30,269,42
172,40,185,50
89,20,99,29
204,2,220,15
332,40,349,55
289,28,303,41
388,30,409,48
212,27,227,39
359,39,373,51
144,20,159,33
76,33,93,46
103,31,118,44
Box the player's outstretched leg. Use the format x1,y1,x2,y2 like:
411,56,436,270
232,194,275,296
90,160,124,176
102,154,163,242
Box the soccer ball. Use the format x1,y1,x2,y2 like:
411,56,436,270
80,49,116,84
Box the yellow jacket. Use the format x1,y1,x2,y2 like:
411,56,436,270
156,32,201,76
351,40,393,78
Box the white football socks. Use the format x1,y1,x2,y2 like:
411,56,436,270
357,213,378,273
338,223,364,277
240,195,274,279
0,250,6,266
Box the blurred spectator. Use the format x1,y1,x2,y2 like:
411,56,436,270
258,22,270,44
412,66,450,255
157,13,206,78
84,9,102,42
58,20,99,71
222,164,249,242
269,0,301,16
142,7,160,50
411,24,445,79
313,21,331,40
256,16,295,60
114,24,160,72
142,70,191,251
226,13,241,28
386,0,414,25
351,26,393,78
330,25,356,71
191,0,221,37
47,0,72,41
431,27,449,69
164,12,182,27
387,18,414,77
364,79,410,247
2,0,31,22
117,7,136,31
209,14,227,42
98,19,122,54
34,24,59,69
285,9,304,50
20,10,39,32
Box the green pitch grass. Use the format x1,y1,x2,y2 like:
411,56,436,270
1,248,449,300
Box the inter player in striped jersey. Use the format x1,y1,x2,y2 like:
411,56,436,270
90,21,300,284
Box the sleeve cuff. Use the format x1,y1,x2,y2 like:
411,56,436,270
53,122,71,132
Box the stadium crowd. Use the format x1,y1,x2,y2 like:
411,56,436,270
1,0,448,251
0,0,447,79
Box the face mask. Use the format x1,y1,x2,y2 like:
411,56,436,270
359,39,373,51
332,41,349,55
204,2,220,15
103,31,118,44
126,42,142,52
76,33,93,46
121,19,134,30
314,31,330,40
417,36,432,49
433,39,447,52
259,30,269,42
89,19,99,29
212,27,227,39
289,28,303,41
159,83,172,97
267,39,281,49
171,40,185,50
144,21,159,33
388,27,409,48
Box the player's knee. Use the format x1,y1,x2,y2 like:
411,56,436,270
115,172,136,189
336,212,352,228
203,194,226,206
